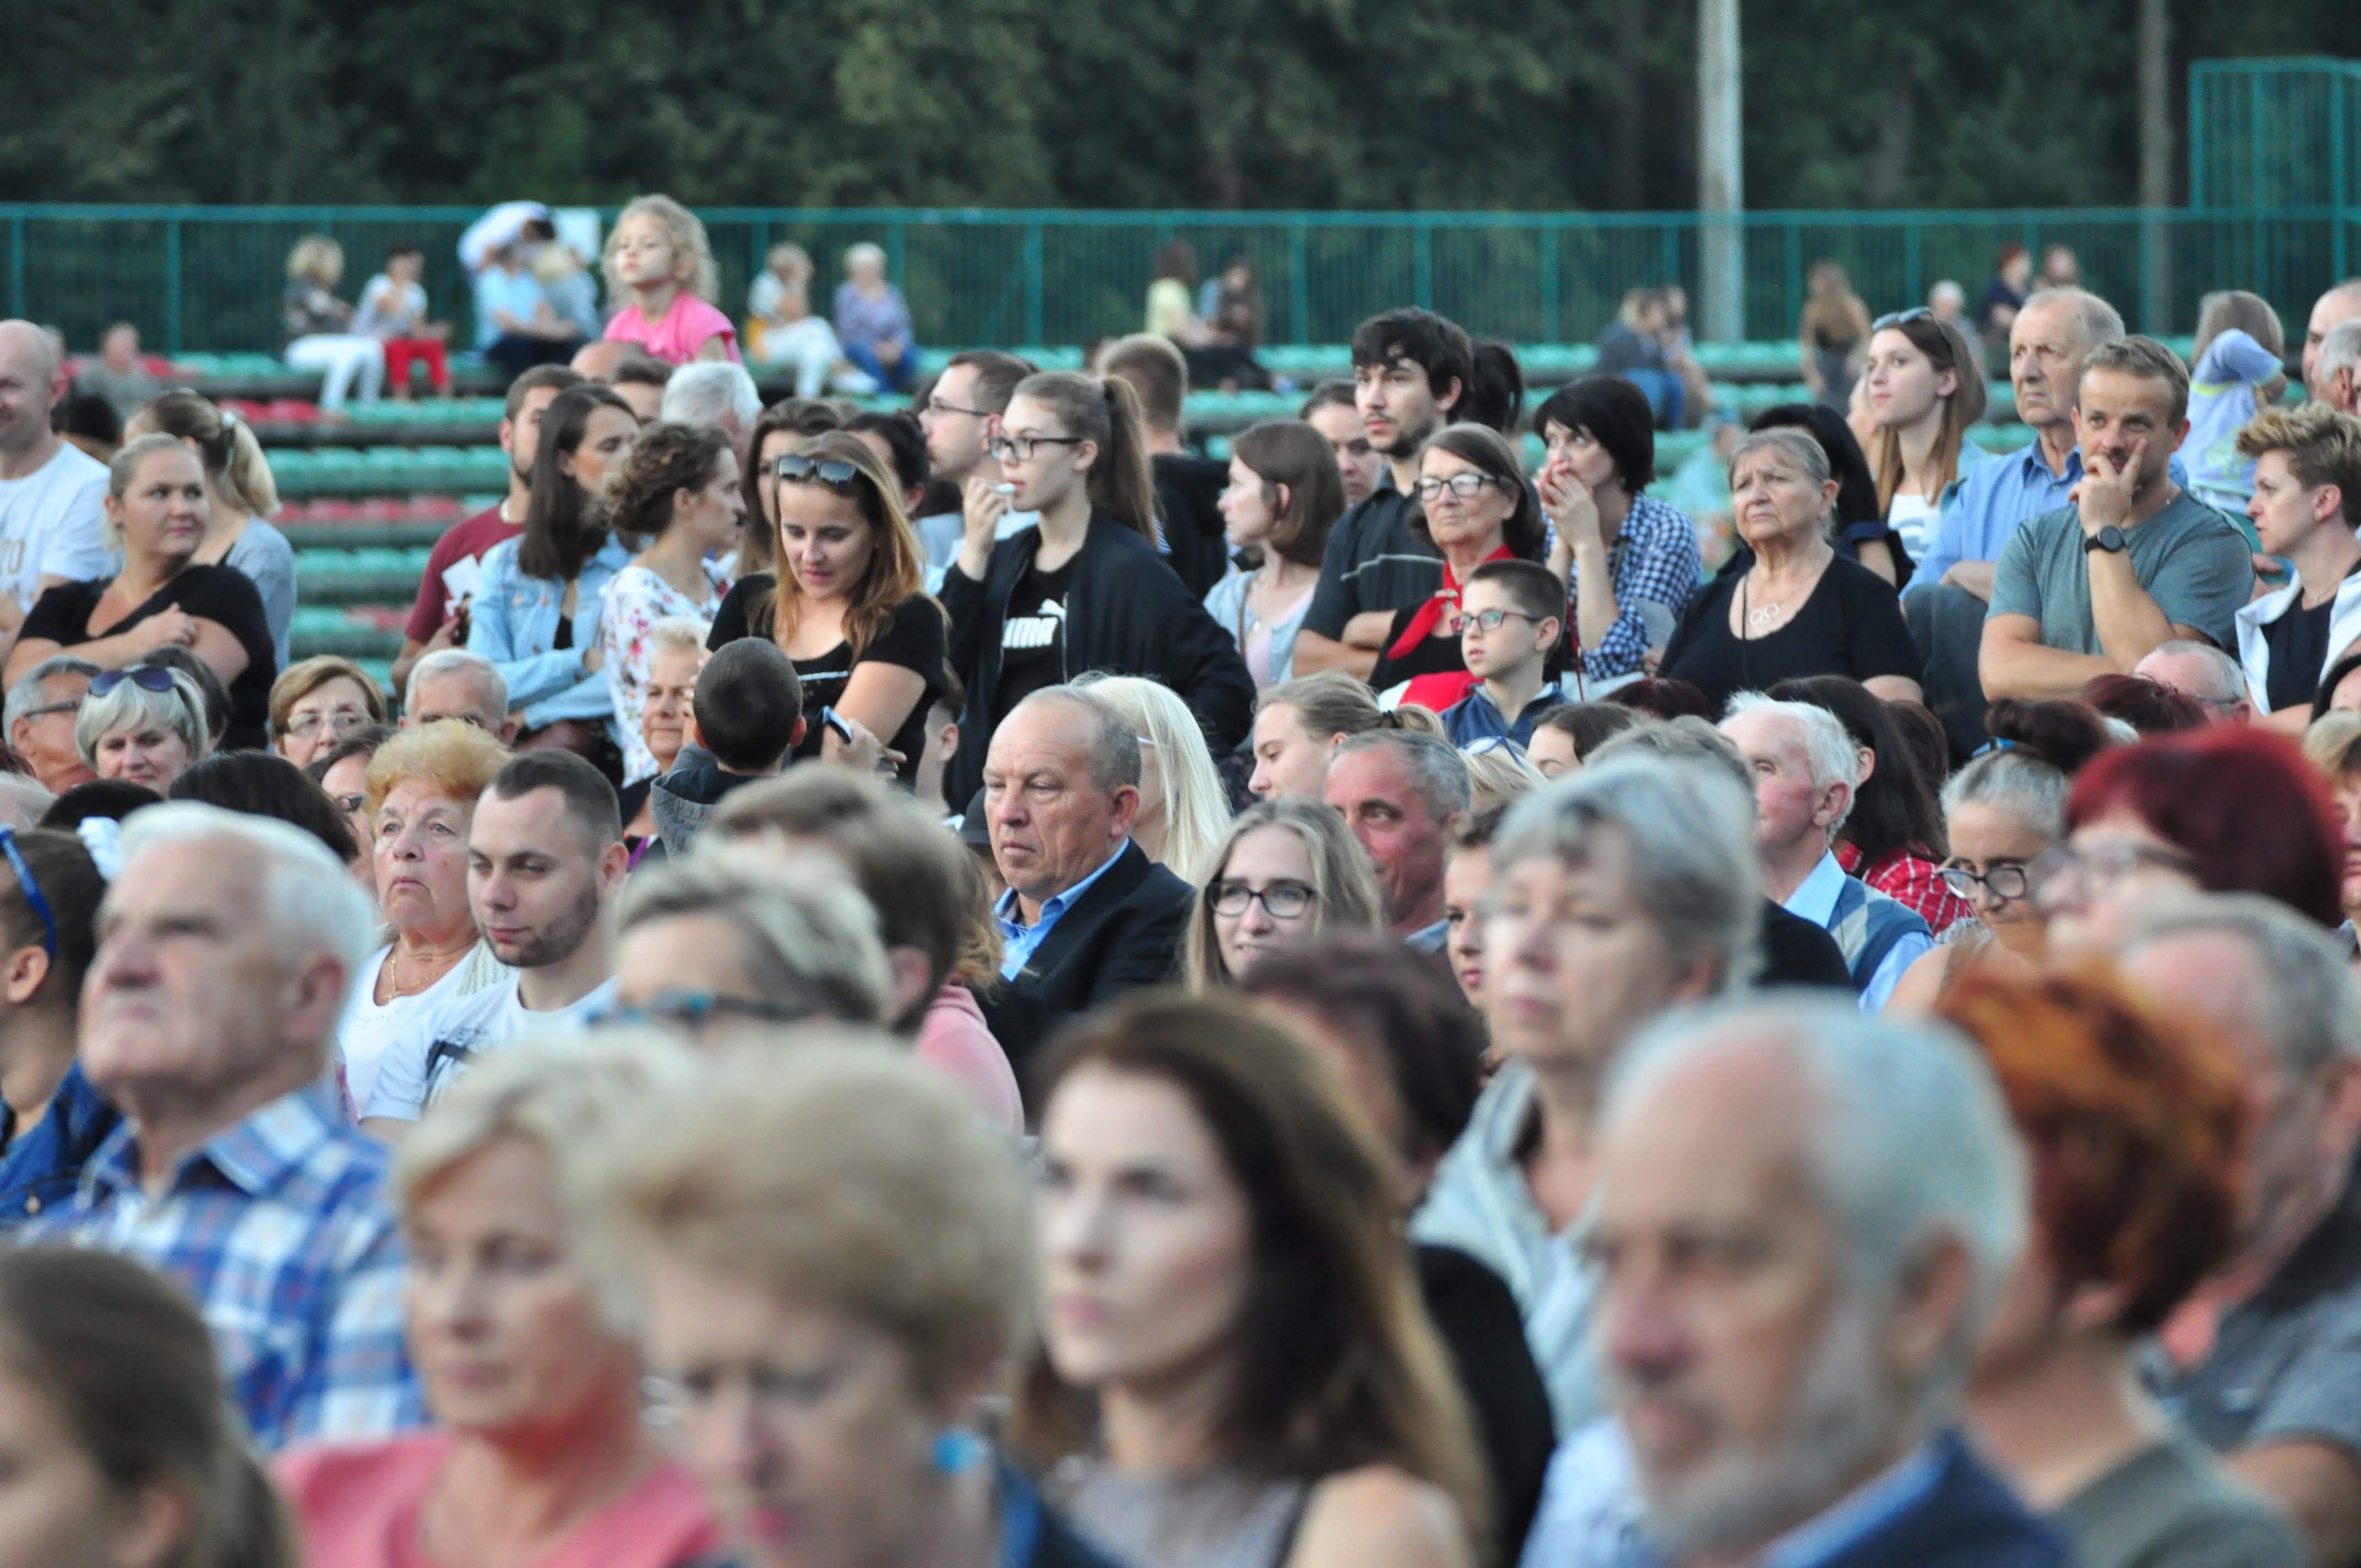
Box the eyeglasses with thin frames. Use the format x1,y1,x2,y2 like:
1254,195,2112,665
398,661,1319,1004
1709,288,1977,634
1459,608,1543,635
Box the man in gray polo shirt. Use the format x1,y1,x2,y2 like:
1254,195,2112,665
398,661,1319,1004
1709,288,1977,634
1980,336,2253,701
2120,895,2361,1568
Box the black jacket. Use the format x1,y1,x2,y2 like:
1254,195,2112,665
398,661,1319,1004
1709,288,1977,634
942,514,1257,802
647,746,772,859
975,840,1193,1088
1153,451,1233,598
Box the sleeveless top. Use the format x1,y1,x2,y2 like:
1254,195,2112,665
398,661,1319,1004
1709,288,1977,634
1056,1461,1310,1568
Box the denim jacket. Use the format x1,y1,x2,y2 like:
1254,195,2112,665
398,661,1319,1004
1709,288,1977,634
465,534,630,732
0,1064,120,1230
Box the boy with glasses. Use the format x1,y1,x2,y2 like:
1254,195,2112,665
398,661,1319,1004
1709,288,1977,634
1440,560,1568,749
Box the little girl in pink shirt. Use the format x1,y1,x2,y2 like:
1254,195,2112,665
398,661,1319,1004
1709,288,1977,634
601,194,739,365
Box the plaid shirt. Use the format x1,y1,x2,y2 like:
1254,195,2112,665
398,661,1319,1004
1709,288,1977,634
27,1080,425,1450
1562,494,1703,680
1837,842,1976,936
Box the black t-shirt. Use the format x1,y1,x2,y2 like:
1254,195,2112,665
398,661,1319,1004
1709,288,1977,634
1416,1244,1554,1561
995,558,1075,717
2262,570,2361,714
706,575,947,787
23,565,278,751
1300,482,1437,642
1659,553,1922,712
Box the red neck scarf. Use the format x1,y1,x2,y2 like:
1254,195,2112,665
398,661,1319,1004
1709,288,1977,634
1386,545,1513,714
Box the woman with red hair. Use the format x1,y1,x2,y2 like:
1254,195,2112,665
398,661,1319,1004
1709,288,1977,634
1948,968,2303,1568
2033,726,2342,955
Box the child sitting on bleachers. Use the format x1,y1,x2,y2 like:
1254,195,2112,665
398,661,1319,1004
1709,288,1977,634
355,242,451,400
600,195,739,366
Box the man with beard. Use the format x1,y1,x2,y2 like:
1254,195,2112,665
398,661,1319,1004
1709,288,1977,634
361,750,626,1135
1526,998,2063,1568
391,364,586,698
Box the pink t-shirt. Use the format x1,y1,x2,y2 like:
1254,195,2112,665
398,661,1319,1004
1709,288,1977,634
277,1433,724,1568
917,982,1025,1131
603,293,740,366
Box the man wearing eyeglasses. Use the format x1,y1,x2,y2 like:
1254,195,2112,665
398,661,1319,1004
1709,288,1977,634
401,647,517,744
1,652,97,793
914,351,1037,588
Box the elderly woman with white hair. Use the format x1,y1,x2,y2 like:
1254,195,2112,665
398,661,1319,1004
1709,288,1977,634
1658,426,1923,711
9,434,277,748
277,1037,727,1568
1413,752,1765,1436
75,663,212,792
833,241,917,393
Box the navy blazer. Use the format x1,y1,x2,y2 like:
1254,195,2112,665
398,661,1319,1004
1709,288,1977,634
1782,1430,2067,1568
977,840,1194,1093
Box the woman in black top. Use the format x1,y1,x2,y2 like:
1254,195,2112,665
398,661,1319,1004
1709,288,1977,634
708,430,943,785
940,370,1255,801
1660,427,1921,713
8,434,276,750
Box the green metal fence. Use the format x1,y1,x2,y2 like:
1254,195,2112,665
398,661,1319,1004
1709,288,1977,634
2190,58,2361,214
4,203,2356,355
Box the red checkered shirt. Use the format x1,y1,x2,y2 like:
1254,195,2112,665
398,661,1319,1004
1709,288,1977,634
1836,842,1975,935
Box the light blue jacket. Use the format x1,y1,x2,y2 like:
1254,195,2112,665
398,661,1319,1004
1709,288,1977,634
465,535,629,733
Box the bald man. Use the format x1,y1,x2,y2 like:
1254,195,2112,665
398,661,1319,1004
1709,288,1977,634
2304,280,2361,405
0,322,112,663
569,339,630,382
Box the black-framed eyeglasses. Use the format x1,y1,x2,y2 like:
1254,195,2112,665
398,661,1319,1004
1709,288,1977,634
1938,862,2031,902
925,396,991,420
594,989,817,1032
0,826,57,957
986,433,1084,464
1416,472,1506,502
1460,607,1542,635
1207,880,1316,919
89,667,177,698
1872,307,1935,331
776,454,861,491
17,700,79,722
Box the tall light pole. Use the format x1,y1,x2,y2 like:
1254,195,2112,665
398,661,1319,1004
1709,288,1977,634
1698,0,1745,343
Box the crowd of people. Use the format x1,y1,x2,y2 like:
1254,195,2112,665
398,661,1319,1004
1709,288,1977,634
2,195,2361,1568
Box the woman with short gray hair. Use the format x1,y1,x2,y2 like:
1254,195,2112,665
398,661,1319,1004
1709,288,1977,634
1658,426,1922,710
1412,753,1763,1435
75,664,211,791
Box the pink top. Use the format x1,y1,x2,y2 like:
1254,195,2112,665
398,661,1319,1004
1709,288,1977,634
602,293,740,366
277,1433,723,1568
917,982,1025,1131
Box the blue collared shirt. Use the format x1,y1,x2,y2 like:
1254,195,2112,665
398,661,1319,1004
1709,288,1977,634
1783,851,1932,1014
1918,442,2196,583
1760,1442,1944,1568
0,1064,119,1229
995,841,1131,981
1559,494,1704,679
27,1080,426,1450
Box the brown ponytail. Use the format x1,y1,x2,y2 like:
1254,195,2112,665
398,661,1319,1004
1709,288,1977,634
1010,371,1161,543
132,390,280,518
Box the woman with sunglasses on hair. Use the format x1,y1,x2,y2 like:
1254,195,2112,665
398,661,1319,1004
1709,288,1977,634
1862,308,1991,564
600,423,739,785
8,434,276,749
708,431,944,786
943,371,1255,802
75,664,211,791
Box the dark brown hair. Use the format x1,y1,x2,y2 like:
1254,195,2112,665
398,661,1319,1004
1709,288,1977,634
519,384,635,581
1230,420,1346,570
1009,372,1160,542
1868,315,1987,518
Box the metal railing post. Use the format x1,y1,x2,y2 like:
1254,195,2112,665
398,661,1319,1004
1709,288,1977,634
165,217,183,354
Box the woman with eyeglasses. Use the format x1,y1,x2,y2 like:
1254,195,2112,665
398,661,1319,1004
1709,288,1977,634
599,422,737,786
1885,698,2113,1011
467,384,639,761
1186,797,1384,988
1862,309,1991,564
707,431,944,786
942,371,1255,803
269,654,390,768
8,434,276,749
2035,723,2343,958
74,664,210,791
279,1038,726,1568
1368,423,1550,715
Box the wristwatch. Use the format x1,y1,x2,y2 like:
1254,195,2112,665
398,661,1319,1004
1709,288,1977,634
2083,525,2128,555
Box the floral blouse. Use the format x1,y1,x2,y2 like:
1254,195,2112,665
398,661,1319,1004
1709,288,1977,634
600,564,721,785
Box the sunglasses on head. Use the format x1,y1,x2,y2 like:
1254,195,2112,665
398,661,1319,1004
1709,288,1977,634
776,454,861,491
89,667,178,698
1872,307,1935,331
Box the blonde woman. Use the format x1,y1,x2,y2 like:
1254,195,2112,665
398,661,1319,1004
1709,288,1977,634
282,235,384,409
1075,672,1234,882
1186,796,1384,988
601,194,737,366
127,388,296,668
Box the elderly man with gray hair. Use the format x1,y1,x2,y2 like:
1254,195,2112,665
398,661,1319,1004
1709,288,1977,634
3,651,97,791
402,646,514,742
1719,694,1932,1008
1416,751,1763,1436
974,683,1194,1075
2317,319,2361,417
1323,727,1471,948
2135,637,2251,722
658,360,762,461
1519,997,2060,1568
25,802,423,1449
2117,894,2361,1568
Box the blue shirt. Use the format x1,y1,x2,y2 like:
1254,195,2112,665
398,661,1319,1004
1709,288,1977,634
1443,681,1569,749
1783,851,1932,1013
1559,494,1703,679
995,842,1131,981
0,1064,118,1229
472,266,547,349
28,1080,426,1450
1918,442,2196,583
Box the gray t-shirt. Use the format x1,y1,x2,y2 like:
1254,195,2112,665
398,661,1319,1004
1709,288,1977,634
1987,491,2251,655
2055,1434,2304,1568
224,517,296,671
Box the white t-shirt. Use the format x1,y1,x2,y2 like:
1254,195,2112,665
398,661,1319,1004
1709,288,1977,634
1886,493,1942,566
363,974,618,1123
355,274,428,338
0,443,111,612
335,943,510,1115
